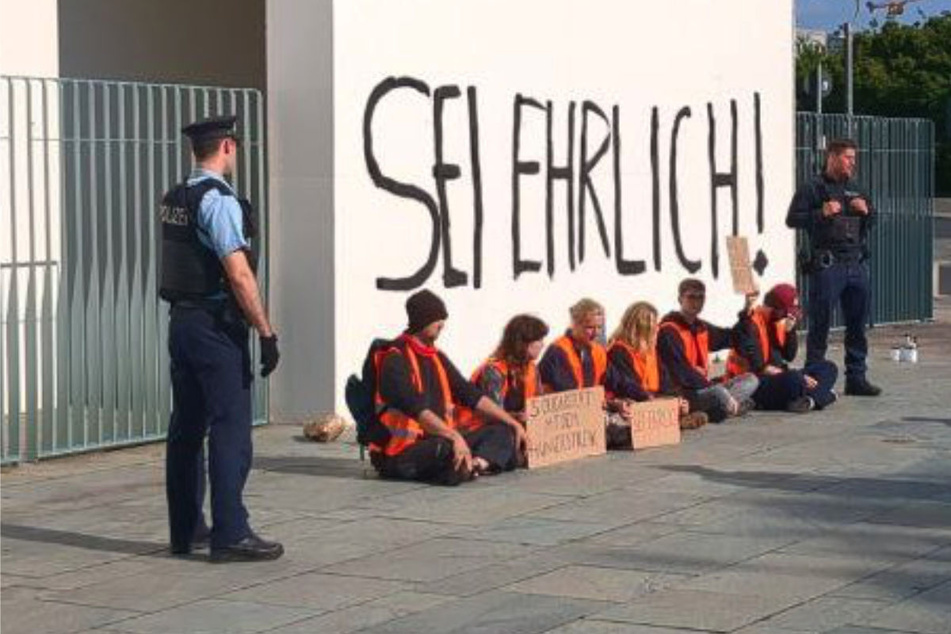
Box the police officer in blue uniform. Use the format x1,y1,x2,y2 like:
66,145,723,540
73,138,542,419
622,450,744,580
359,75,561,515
786,138,881,397
160,115,283,562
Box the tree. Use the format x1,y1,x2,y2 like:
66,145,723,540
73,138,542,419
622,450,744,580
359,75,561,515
797,14,951,194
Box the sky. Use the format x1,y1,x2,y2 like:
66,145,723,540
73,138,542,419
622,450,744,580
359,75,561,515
797,0,951,31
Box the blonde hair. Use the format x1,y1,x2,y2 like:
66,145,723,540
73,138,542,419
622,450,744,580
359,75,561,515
569,298,604,324
609,301,658,350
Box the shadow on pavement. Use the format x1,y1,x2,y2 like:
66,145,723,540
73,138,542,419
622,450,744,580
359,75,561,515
1,523,168,556
253,455,377,480
902,416,951,426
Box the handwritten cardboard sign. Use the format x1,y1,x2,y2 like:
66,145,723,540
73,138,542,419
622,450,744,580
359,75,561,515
525,387,606,469
726,235,757,295
629,398,681,450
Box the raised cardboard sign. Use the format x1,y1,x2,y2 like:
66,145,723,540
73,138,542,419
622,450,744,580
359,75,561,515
726,235,757,295
629,398,681,450
525,387,606,469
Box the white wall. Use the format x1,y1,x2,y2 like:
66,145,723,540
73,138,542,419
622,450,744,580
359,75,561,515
270,0,797,419
0,0,58,77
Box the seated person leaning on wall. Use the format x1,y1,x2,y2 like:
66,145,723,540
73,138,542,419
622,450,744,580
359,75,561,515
607,301,708,432
457,314,549,432
657,278,759,423
727,283,838,413
370,290,527,485
537,298,633,449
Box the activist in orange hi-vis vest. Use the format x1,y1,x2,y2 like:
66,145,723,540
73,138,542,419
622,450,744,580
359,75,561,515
607,301,708,431
369,290,527,485
729,284,839,414
657,278,760,424
457,313,549,433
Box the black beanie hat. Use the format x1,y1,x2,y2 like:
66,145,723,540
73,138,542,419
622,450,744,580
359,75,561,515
406,289,448,333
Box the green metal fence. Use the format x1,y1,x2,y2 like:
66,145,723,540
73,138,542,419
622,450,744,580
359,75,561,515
795,113,934,327
1,76,268,465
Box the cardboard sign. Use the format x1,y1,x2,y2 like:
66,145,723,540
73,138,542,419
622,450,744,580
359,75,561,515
525,387,606,469
629,398,681,450
726,235,757,294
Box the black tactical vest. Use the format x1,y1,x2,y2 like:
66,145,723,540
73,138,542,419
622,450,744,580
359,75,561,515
812,179,865,252
158,179,258,303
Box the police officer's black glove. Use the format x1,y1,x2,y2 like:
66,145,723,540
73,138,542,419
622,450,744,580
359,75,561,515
260,334,280,377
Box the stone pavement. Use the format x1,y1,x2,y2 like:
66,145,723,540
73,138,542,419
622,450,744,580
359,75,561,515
2,319,950,634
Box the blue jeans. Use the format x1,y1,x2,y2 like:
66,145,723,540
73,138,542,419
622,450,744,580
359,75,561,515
688,373,760,422
806,262,870,381
752,360,838,411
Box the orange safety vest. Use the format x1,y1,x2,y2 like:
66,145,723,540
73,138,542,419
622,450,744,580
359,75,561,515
659,320,710,376
544,335,607,392
370,338,454,457
726,307,787,378
457,358,539,432
608,340,661,395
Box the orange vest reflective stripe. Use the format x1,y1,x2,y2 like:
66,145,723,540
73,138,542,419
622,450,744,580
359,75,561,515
458,358,538,432
726,308,787,377
371,341,454,457
546,335,607,391
608,340,661,394
659,320,709,376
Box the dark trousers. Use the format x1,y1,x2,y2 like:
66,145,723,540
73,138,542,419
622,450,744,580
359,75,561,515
751,360,838,411
371,424,518,486
166,305,253,550
806,262,870,381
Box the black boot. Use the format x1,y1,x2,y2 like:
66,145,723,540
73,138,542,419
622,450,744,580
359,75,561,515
845,378,882,397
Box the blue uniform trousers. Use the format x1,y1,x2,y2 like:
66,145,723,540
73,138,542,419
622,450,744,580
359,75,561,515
806,261,870,381
166,305,253,550
751,361,838,411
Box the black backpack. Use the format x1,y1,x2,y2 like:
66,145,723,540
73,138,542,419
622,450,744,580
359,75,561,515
345,338,396,450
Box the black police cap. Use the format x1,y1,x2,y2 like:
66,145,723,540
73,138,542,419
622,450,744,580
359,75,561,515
181,115,239,144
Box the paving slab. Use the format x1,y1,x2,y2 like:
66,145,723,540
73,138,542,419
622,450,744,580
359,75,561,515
548,530,792,575
0,586,139,634
320,536,536,582
260,591,451,633
759,597,891,632
542,620,704,634
594,588,797,632
2,320,950,634
353,589,611,634
854,580,951,634
105,598,319,634
506,564,690,603
220,572,405,611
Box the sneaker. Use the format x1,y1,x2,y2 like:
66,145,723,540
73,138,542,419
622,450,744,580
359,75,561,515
845,379,882,397
679,412,708,430
787,395,815,414
735,399,756,417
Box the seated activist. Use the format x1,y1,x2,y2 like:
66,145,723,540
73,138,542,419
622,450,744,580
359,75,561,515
460,314,549,431
538,298,632,448
728,283,838,413
371,290,527,485
657,278,759,423
607,301,709,431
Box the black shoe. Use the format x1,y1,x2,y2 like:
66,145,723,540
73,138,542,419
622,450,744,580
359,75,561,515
787,396,815,414
169,524,212,555
210,533,284,563
845,379,882,397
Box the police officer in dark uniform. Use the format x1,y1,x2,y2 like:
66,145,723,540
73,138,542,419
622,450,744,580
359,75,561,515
786,138,882,397
160,116,283,562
